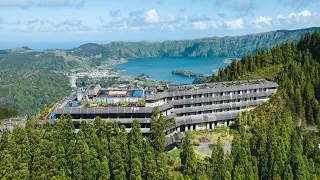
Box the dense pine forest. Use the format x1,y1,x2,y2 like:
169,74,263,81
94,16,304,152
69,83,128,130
1,30,320,179
210,30,320,179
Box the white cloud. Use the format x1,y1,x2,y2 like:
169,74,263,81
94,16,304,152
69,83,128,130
192,21,210,30
98,9,183,32
144,9,182,24
253,16,272,28
276,10,316,24
288,10,312,18
191,20,222,30
145,9,160,24
224,18,244,29
191,18,244,30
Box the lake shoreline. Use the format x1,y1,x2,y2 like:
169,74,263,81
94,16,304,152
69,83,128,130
111,56,229,84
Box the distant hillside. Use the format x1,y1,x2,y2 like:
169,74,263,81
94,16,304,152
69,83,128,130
68,27,320,60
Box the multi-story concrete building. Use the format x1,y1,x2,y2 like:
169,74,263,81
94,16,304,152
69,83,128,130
48,79,278,146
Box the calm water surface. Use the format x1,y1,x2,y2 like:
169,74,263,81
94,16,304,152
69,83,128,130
112,57,229,84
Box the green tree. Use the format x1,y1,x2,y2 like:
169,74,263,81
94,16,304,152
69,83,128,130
99,156,110,180
129,119,143,180
142,139,157,180
211,138,226,180
180,133,197,179
150,107,166,178
0,150,13,179
109,123,126,180
9,126,31,180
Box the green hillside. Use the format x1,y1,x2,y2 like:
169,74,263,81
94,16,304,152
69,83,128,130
68,27,320,59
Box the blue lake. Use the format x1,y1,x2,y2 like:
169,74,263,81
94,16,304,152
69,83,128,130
112,57,229,84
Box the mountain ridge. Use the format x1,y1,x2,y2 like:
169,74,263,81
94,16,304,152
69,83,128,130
66,27,320,64
74,27,320,46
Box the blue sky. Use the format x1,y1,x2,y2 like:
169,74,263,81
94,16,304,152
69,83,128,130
0,0,319,49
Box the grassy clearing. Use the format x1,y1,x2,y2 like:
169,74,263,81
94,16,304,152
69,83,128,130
189,128,234,145
242,65,282,81
166,148,182,160
189,128,234,158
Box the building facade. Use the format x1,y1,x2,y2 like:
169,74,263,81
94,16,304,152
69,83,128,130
48,79,278,146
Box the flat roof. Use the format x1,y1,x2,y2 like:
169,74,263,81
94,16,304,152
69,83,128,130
53,103,173,115
164,79,273,92
146,80,278,101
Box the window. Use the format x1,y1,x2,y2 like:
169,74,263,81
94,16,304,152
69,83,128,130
174,105,183,108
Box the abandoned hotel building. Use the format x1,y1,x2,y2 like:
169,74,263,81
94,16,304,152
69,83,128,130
48,79,278,146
